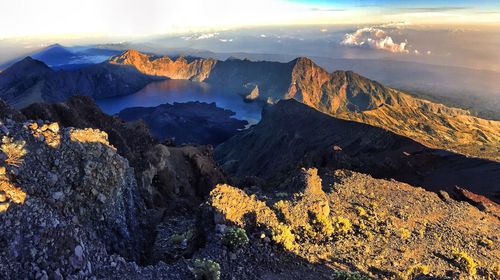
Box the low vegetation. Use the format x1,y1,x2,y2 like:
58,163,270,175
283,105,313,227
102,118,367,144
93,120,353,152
333,270,370,280
189,259,221,280
223,226,249,250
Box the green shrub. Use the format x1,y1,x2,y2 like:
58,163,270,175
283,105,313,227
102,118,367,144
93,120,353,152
223,226,249,250
190,258,221,280
334,270,370,280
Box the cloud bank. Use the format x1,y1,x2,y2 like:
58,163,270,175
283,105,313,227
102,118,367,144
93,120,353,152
341,27,409,53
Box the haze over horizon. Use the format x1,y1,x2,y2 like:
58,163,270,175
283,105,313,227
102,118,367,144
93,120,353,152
1,0,500,39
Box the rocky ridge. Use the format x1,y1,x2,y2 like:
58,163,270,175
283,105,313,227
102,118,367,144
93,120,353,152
208,168,500,279
215,99,500,202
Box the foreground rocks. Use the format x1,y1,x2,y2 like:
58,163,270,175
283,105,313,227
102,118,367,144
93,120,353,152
0,120,146,277
22,96,227,209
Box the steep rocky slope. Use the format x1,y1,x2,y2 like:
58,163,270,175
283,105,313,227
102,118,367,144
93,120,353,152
118,101,248,145
109,50,500,161
109,49,217,81
216,99,500,202
0,57,161,108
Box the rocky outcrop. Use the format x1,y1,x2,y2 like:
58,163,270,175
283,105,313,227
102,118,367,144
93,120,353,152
215,99,500,202
0,119,146,276
147,145,227,208
22,96,157,173
244,85,260,101
208,167,500,278
0,57,161,108
22,96,227,208
118,101,248,145
109,49,217,81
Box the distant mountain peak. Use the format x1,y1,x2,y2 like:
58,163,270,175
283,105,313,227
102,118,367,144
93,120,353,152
5,56,52,73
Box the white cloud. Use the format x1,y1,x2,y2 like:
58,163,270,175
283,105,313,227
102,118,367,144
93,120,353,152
377,21,411,29
341,27,409,54
196,33,219,40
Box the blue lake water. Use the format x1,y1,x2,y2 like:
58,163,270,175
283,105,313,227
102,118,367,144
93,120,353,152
96,80,264,123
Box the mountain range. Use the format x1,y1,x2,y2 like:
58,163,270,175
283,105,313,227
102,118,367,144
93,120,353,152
0,49,498,161
108,50,500,161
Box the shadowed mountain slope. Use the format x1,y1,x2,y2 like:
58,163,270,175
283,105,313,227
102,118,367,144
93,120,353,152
215,99,500,202
0,57,162,108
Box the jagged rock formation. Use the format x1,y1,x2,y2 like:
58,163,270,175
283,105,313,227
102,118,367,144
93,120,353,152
118,101,248,145
208,168,500,278
0,100,342,280
109,49,217,81
110,50,500,161
216,99,500,202
0,57,161,108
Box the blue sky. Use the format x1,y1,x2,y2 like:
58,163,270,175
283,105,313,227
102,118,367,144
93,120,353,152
290,0,500,8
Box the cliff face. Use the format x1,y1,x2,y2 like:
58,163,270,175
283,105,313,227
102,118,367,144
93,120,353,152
0,119,145,276
109,49,217,81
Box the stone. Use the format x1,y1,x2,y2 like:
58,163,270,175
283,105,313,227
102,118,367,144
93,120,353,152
52,192,64,201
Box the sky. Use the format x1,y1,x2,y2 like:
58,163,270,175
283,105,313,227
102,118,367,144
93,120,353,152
0,0,499,39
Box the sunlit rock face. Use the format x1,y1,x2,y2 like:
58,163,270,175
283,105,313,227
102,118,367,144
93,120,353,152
109,49,217,81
